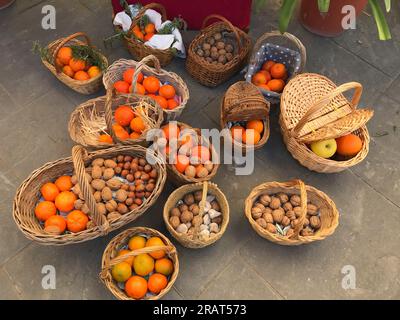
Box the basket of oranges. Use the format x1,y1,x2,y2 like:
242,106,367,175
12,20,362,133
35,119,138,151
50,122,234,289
69,88,164,149
280,74,374,173
220,81,270,150
245,31,306,104
153,122,220,186
100,227,179,300
34,32,108,94
103,55,189,121
13,145,166,245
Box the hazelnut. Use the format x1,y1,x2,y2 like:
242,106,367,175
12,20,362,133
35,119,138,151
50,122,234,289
310,216,321,229
225,44,233,53
218,49,226,56
256,218,267,229
290,195,301,206
266,223,277,234
184,193,195,206
149,169,158,179
206,37,215,45
307,204,319,216
213,32,222,41
272,208,284,223
269,197,281,209
169,216,180,229
277,192,289,203
194,191,203,202
259,194,271,206
216,41,225,49
125,198,134,206
180,211,193,223
211,51,219,60
202,43,211,51
210,200,220,211
117,155,124,163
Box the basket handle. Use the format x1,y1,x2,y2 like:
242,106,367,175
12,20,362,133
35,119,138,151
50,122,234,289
287,179,308,239
130,55,161,92
104,88,119,143
202,14,242,51
291,82,363,138
251,31,306,73
72,145,109,230
52,32,92,73
135,2,167,22
193,182,208,241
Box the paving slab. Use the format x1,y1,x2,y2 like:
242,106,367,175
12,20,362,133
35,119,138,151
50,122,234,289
0,268,20,300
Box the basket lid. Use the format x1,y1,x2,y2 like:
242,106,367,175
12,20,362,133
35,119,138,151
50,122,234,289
222,81,269,123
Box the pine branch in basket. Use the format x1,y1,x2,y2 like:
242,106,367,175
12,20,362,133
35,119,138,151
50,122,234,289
158,18,185,34
31,41,52,63
69,45,107,70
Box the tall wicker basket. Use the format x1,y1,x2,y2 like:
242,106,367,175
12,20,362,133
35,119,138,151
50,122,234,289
13,145,166,246
280,74,374,173
103,55,189,121
186,14,251,87
100,227,179,300
220,81,270,150
42,32,108,94
245,179,339,245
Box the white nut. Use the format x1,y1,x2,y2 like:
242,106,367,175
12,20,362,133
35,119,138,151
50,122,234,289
199,229,210,239
176,223,188,234
206,195,215,203
203,201,211,213
200,224,209,231
209,222,219,233
208,209,221,219
186,222,192,229
203,214,211,225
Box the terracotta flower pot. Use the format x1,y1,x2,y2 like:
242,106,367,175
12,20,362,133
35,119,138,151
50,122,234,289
0,0,15,10
299,0,368,37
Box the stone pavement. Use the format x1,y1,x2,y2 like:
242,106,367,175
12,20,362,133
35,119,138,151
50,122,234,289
0,0,399,300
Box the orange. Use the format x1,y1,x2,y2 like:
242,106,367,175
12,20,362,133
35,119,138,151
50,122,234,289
145,237,166,259
336,134,362,157
132,25,140,33
35,201,57,222
55,58,64,69
115,105,135,127
143,76,160,94
259,70,271,82
40,182,60,201
55,191,76,212
87,66,101,78
230,125,245,141
242,129,261,145
258,84,271,91
155,258,174,276
191,146,211,163
62,65,74,78
133,29,144,41
128,235,146,251
125,276,147,299
117,249,135,266
144,33,154,41
66,210,88,233
115,127,130,141
99,134,113,144
114,80,130,94
130,132,141,139
262,60,275,72
145,23,156,34
246,120,264,134
167,99,179,110
44,215,66,234
74,71,90,81
146,93,157,100
251,72,267,86
154,95,168,109
123,68,144,84
267,79,285,93
57,46,73,65
69,58,86,72
175,154,189,173
270,63,287,79
111,262,132,283
133,253,154,276
130,117,145,133
55,176,73,192
159,85,176,99
148,273,168,295
162,123,180,140
130,82,146,95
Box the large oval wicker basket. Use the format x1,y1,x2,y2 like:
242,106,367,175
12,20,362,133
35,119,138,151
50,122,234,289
13,145,166,245
100,227,179,300
103,55,189,121
244,180,339,245
220,81,270,151
69,88,163,149
163,182,229,249
280,74,374,173
186,14,251,87
42,32,108,94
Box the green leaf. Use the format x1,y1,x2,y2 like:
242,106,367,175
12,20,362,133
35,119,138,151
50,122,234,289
317,0,330,13
369,0,392,40
384,0,391,12
279,0,298,34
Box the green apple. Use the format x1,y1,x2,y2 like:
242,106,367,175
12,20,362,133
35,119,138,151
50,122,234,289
310,139,337,158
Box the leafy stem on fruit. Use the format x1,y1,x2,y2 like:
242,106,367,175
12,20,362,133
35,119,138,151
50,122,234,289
103,30,130,48
31,41,52,62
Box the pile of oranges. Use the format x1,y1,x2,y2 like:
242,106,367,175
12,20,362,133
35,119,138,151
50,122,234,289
251,60,288,93
35,175,89,234
230,119,264,145
98,105,147,144
111,235,174,299
56,46,101,81
131,22,157,42
113,68,180,111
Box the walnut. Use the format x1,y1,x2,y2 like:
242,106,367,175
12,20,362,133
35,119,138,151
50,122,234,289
101,187,113,202
169,216,180,229
303,218,310,227
116,189,128,203
91,179,105,191
256,218,267,229
286,210,296,221
91,165,102,179
293,206,302,218
272,208,285,223
269,197,281,209
283,202,293,212
281,216,291,227
310,216,321,229
107,212,122,221
301,227,314,237
286,228,295,238
104,159,117,168
105,200,118,213
180,211,193,223
103,168,114,180
106,178,122,190
170,207,181,217
251,207,263,219
259,194,271,206
263,212,274,224
307,204,319,216
291,219,299,228
277,192,289,203
92,158,104,167
290,195,301,207
266,223,277,234
263,207,272,215
96,203,107,216
93,191,102,202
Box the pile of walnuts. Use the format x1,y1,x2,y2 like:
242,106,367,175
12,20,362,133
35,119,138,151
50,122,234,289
196,32,235,66
71,155,158,224
250,192,321,237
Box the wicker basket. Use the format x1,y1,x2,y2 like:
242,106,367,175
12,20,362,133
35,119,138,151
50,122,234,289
114,3,176,66
42,32,108,94
245,31,306,104
220,81,270,150
244,179,339,245
100,227,179,300
69,89,163,149
186,14,252,87
163,182,229,248
103,55,189,121
280,74,374,173
13,145,166,246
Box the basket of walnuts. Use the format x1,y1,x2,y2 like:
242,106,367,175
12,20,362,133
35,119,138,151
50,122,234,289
244,179,339,245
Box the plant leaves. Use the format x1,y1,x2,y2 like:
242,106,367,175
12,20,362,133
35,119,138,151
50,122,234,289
279,0,298,34
276,224,284,235
384,0,391,12
369,0,392,40
318,0,330,13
